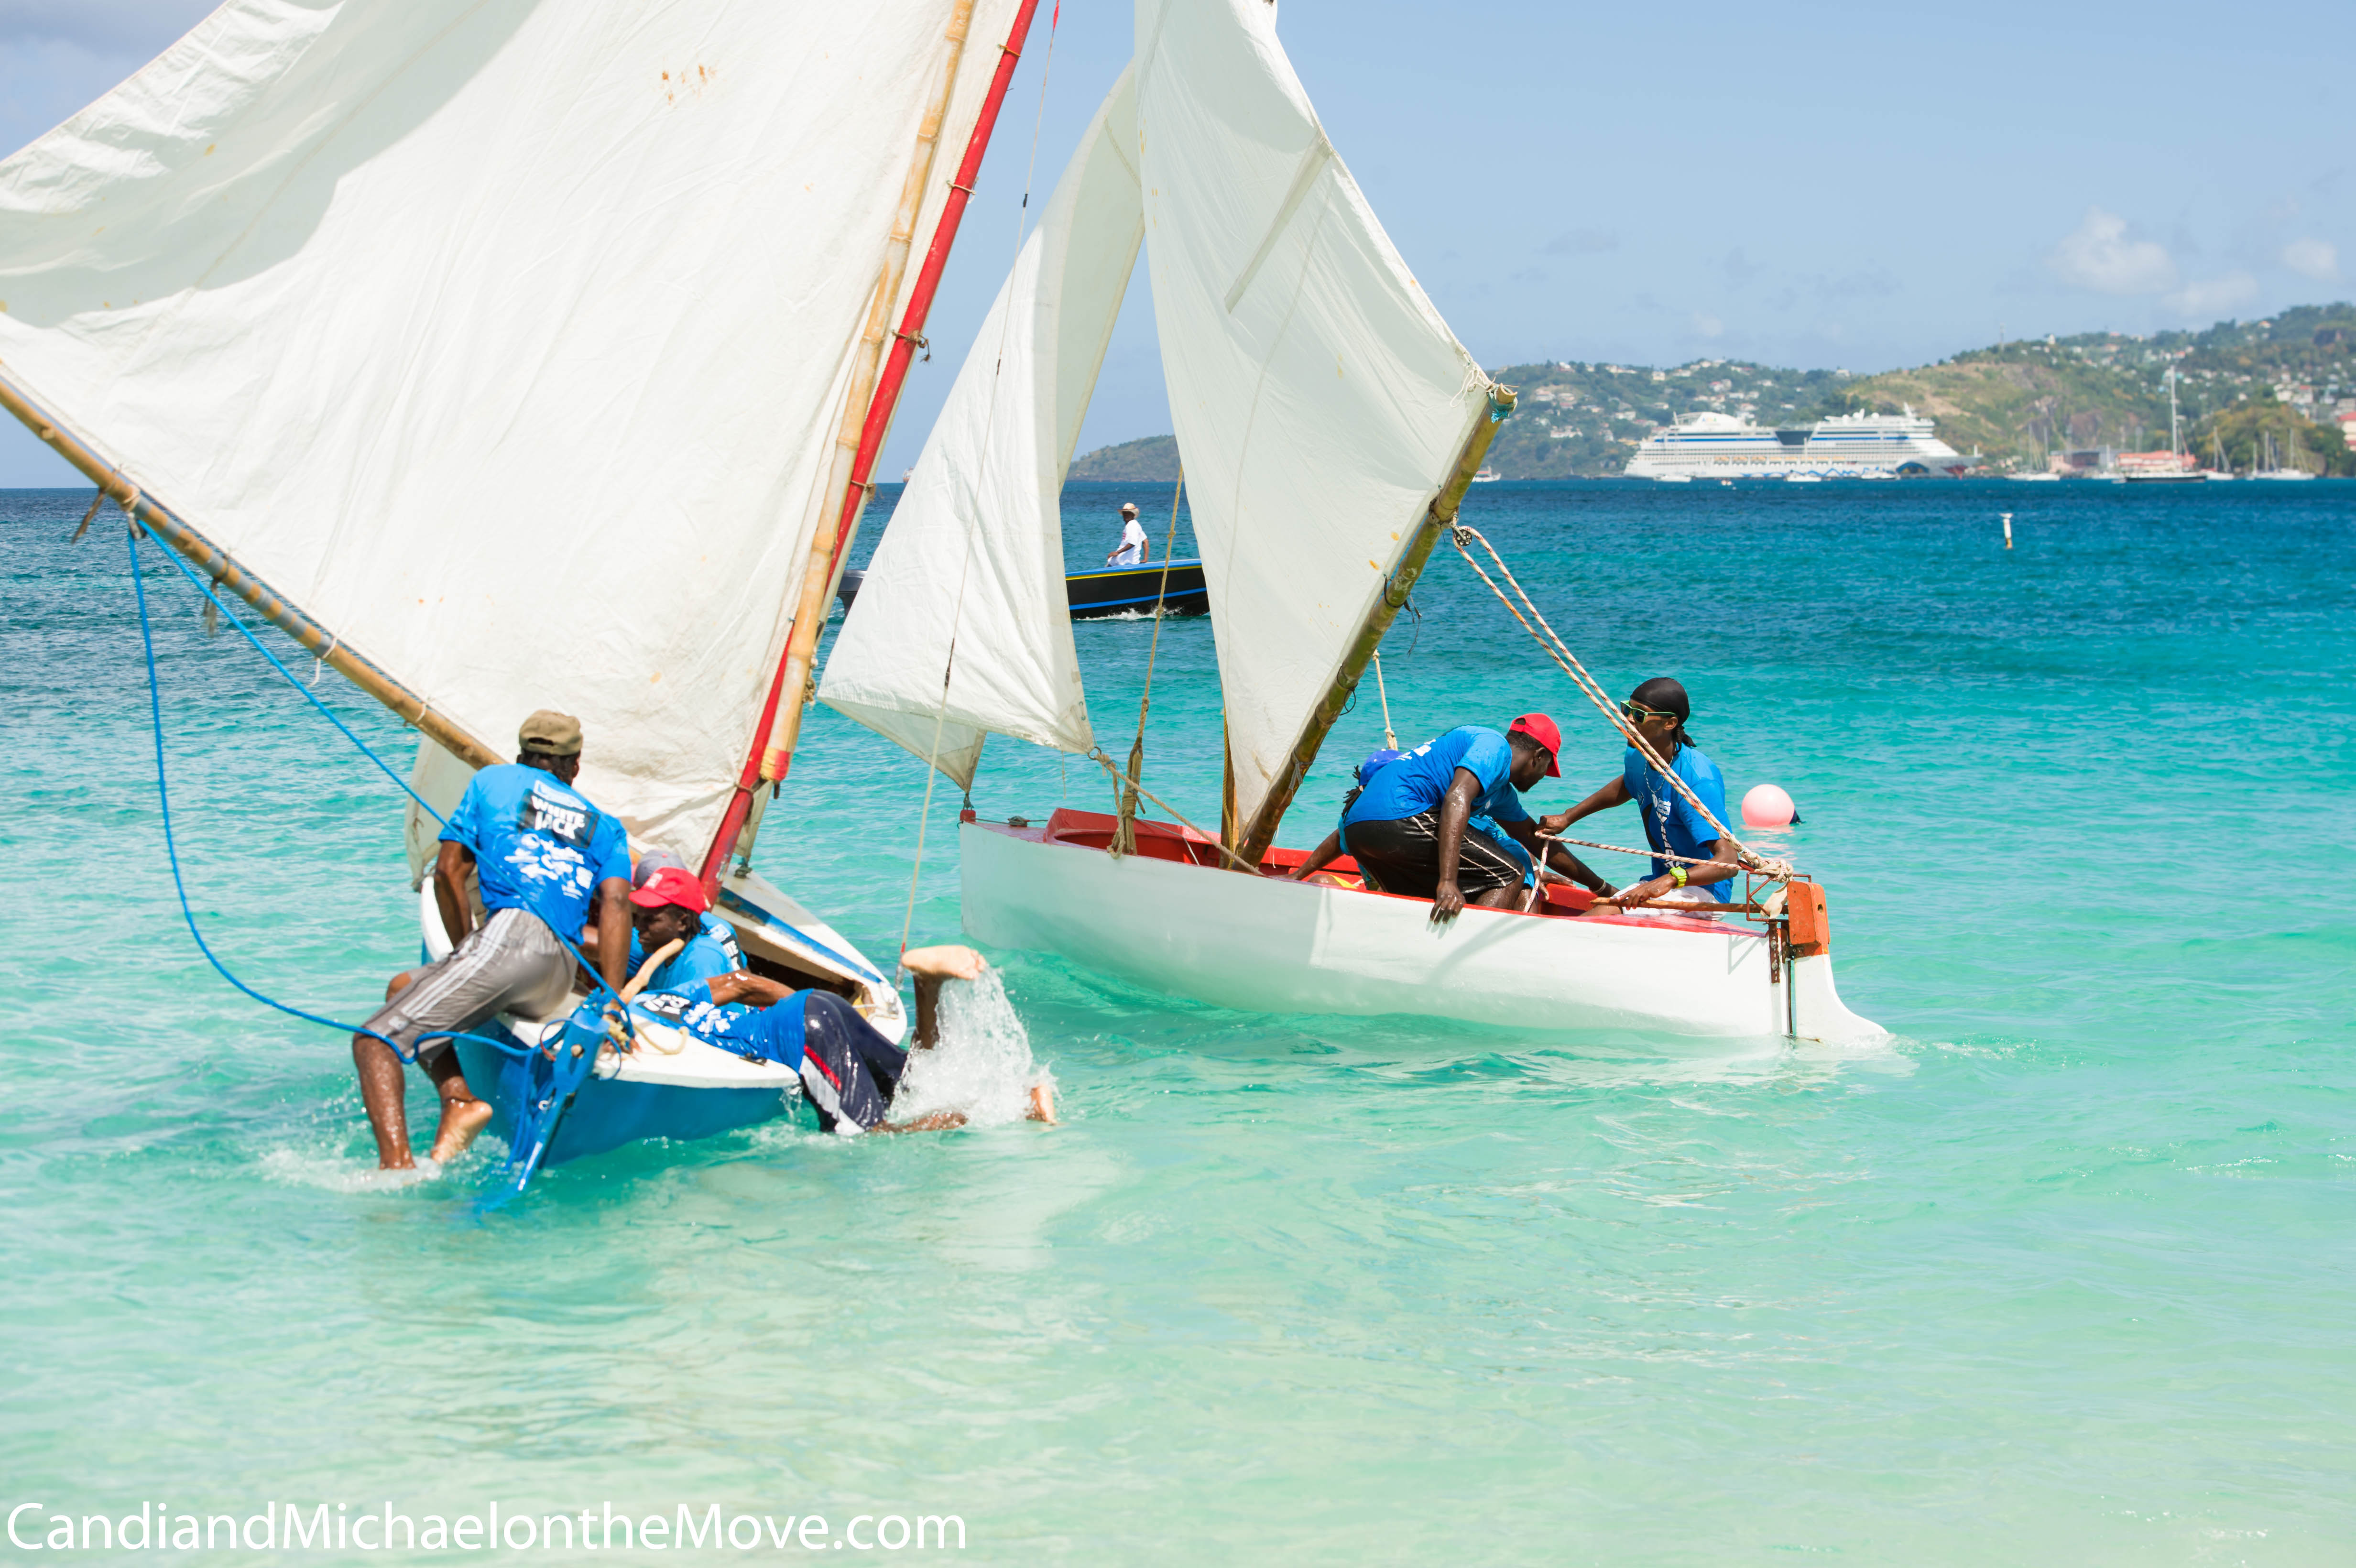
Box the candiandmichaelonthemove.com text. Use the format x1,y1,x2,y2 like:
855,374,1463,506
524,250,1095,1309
7,1501,967,1554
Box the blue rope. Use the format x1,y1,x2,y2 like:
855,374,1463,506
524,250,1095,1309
128,514,447,825
127,523,552,1066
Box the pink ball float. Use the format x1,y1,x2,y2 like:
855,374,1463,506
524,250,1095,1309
1741,783,1798,828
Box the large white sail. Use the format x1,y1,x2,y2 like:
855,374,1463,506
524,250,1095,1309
0,0,1020,858
1134,0,1493,833
819,68,1143,785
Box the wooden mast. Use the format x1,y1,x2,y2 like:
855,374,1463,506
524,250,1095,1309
1230,385,1516,869
0,365,502,770
698,0,1041,888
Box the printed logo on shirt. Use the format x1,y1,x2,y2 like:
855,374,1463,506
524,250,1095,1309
517,780,598,848
504,838,594,897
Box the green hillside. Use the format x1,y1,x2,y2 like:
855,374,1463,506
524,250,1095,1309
1066,303,2356,478
1828,302,2356,471
1067,433,1179,480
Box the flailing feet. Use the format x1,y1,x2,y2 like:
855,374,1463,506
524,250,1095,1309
902,944,987,982
1027,1083,1057,1124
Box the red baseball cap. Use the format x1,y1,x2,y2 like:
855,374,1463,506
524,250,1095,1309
629,866,711,913
1507,713,1563,776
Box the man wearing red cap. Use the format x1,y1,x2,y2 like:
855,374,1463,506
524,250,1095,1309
1289,715,1612,922
624,866,742,997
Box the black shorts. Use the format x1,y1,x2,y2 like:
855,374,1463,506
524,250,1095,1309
1343,811,1527,901
796,992,908,1135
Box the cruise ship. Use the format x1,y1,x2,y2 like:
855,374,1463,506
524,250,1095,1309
1625,406,1972,479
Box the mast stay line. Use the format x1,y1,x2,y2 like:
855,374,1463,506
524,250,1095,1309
1231,384,1516,868
0,364,501,772
700,0,1044,890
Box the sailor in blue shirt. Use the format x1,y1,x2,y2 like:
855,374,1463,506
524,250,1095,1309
617,847,744,984
1541,677,1743,910
1289,715,1612,922
624,865,743,996
619,946,1057,1134
353,708,633,1172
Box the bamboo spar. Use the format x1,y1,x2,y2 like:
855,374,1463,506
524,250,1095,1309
0,364,501,771
698,0,1040,888
1231,385,1517,869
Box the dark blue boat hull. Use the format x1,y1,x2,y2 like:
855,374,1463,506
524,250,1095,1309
1066,558,1209,619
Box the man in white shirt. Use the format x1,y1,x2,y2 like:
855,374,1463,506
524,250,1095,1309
1107,502,1150,566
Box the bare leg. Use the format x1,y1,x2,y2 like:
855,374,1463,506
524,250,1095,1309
877,1109,970,1133
901,944,986,1048
424,1053,493,1163
891,944,1055,1126
352,1030,414,1170
1469,885,1525,910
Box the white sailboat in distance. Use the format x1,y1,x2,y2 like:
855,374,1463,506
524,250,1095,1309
0,0,1051,1176
822,0,1880,1044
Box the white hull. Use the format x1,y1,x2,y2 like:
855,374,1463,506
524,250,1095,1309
960,820,1881,1043
1626,407,1969,479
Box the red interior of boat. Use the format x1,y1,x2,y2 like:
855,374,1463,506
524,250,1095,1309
972,807,1743,935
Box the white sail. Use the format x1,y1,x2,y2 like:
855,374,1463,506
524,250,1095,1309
819,68,1143,785
0,0,1020,858
1134,0,1493,833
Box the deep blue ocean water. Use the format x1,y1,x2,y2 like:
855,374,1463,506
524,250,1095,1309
2,478,2351,1563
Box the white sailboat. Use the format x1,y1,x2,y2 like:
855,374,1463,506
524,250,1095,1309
2252,429,2317,480
821,0,1879,1044
0,0,1048,1177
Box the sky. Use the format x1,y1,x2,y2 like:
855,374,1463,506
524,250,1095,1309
0,0,2347,485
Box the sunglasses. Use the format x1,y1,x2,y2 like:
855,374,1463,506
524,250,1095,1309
1619,701,1679,723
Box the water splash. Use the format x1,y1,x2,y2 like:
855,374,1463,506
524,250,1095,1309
892,969,1054,1127
258,1145,446,1192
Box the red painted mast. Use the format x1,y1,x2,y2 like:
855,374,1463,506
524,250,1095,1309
700,0,1043,890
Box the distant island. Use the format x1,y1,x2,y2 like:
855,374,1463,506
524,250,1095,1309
1068,302,2356,479
1068,433,1179,481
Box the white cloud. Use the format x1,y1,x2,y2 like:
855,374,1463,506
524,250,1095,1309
1690,311,1723,339
2283,238,2341,283
2164,272,2259,317
2048,207,2177,295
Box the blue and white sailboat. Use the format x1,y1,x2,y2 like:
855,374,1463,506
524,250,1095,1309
0,0,1046,1183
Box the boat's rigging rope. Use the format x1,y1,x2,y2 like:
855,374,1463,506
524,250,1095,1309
1109,469,1187,857
125,520,567,1068
1370,648,1398,750
894,1,1064,969
1446,523,1792,882
1084,748,1261,873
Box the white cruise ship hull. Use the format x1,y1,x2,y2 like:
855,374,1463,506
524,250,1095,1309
1628,407,1971,479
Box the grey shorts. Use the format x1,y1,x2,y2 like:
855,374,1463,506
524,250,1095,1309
362,907,575,1068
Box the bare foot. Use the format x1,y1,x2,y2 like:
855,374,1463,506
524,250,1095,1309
902,944,987,982
428,1097,495,1163
1027,1083,1058,1124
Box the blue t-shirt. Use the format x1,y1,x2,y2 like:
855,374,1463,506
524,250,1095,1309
1623,743,1733,903
1345,727,1532,828
631,985,807,1070
633,914,744,994
439,763,632,943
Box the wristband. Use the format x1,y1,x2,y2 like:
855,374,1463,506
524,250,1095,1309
1670,866,1688,888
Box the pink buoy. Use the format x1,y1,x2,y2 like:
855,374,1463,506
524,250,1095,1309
1741,783,1797,828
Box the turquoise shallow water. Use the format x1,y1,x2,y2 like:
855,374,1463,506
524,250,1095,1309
3,479,2352,1564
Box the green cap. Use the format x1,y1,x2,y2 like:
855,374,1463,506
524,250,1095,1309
518,709,582,757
